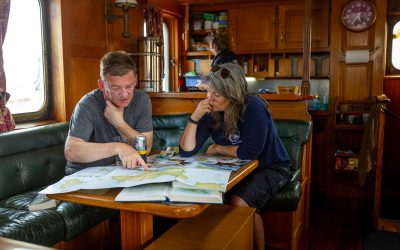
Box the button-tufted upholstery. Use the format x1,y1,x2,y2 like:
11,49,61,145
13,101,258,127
0,123,117,246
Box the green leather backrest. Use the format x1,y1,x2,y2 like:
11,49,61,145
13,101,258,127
152,114,214,153
0,123,69,201
152,114,189,151
274,120,312,172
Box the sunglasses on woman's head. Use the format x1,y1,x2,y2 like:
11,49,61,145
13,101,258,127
211,65,230,79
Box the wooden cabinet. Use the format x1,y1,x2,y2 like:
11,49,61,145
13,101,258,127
278,2,329,50
228,6,276,53
227,1,329,54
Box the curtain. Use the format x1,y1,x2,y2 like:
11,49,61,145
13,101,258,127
0,89,15,132
0,0,15,133
0,0,10,90
144,5,163,40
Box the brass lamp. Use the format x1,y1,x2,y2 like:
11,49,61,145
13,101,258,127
106,0,137,38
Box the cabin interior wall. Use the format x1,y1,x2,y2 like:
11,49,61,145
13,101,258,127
50,0,391,199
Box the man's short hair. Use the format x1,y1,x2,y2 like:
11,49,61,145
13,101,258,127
100,51,137,81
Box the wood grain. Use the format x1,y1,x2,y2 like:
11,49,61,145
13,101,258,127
145,205,255,250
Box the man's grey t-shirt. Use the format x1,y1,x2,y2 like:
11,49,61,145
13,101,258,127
66,88,152,173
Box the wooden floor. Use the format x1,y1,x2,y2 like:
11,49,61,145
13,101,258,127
299,193,371,250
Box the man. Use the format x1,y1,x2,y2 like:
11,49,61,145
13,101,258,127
64,51,153,175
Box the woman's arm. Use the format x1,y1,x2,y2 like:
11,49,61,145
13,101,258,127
206,144,238,158
179,99,212,153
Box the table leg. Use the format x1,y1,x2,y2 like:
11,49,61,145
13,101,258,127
120,211,153,250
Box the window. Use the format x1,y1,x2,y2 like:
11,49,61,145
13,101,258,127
143,13,178,92
386,15,400,74
162,22,170,92
392,21,400,70
3,0,48,120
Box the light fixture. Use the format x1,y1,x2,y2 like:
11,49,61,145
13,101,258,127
106,0,137,38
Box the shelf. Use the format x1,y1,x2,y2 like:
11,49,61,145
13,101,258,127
189,30,213,35
334,169,358,174
308,110,330,116
184,51,212,57
334,124,365,130
264,76,330,80
335,153,359,158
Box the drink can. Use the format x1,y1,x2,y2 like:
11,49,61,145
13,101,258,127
134,135,147,162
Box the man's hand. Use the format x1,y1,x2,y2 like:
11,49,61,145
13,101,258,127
104,100,125,128
117,143,148,170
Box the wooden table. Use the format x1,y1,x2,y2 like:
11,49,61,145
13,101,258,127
0,236,56,250
48,159,258,250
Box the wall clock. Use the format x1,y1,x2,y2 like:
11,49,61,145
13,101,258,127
341,0,376,32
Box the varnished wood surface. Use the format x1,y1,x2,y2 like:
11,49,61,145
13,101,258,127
300,194,368,250
149,92,304,100
48,159,258,250
48,159,257,218
145,205,255,250
149,92,311,121
0,237,56,250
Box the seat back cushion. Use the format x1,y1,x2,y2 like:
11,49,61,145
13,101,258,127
274,120,312,173
0,123,69,201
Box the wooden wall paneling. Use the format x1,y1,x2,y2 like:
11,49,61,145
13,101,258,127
59,0,73,121
147,0,183,16
382,78,400,194
48,0,67,122
344,30,370,49
338,62,372,101
68,58,101,116
370,0,386,96
61,0,108,118
69,1,107,58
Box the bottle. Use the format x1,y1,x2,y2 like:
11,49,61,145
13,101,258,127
178,63,184,92
243,61,248,75
313,94,321,110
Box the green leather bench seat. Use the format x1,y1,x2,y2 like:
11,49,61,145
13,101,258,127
0,123,117,246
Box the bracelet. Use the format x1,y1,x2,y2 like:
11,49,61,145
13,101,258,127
188,117,199,125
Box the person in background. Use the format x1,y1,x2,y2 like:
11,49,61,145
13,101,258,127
206,31,238,68
179,63,291,250
64,51,153,175
196,32,238,91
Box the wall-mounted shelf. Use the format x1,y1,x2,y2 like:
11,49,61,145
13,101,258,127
184,51,212,57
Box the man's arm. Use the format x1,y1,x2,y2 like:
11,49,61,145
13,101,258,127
115,122,153,153
103,100,153,153
64,135,148,169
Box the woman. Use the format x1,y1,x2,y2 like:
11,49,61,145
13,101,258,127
206,32,238,67
179,63,291,250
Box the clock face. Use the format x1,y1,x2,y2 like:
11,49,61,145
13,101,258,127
342,0,376,32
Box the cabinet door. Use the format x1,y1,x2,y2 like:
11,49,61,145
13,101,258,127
278,2,329,50
228,6,276,53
